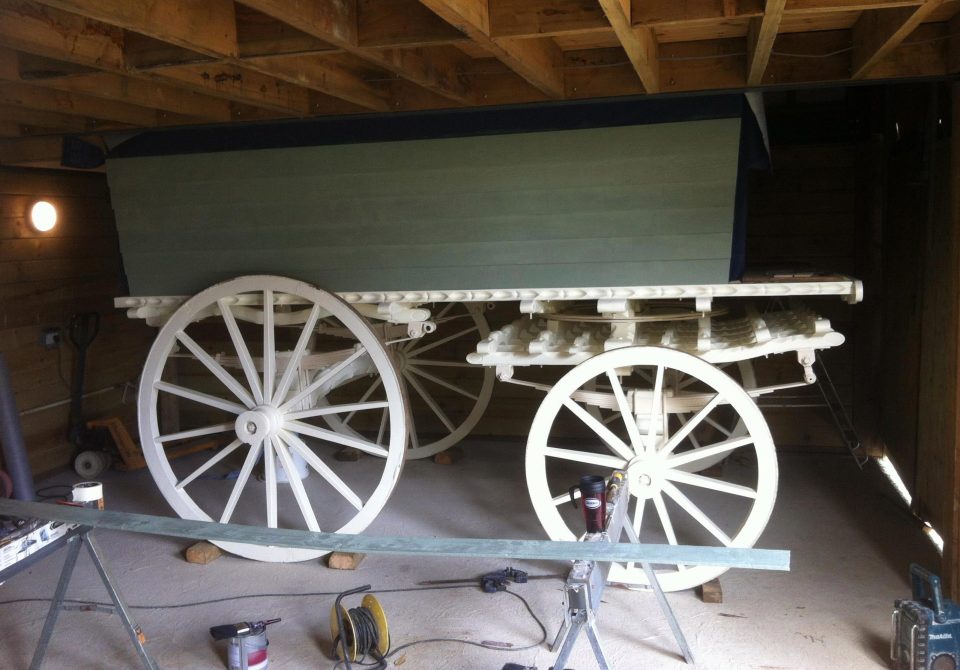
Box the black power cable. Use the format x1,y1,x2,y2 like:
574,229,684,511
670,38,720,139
0,582,552,669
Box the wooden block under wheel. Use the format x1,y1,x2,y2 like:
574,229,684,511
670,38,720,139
697,578,723,603
185,541,223,564
327,552,365,570
433,447,463,465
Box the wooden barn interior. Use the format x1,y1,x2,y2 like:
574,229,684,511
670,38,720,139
1,1,960,669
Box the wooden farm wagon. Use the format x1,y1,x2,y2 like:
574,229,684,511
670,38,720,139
107,99,861,592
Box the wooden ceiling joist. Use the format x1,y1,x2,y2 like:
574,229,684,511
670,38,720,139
33,0,240,59
0,102,109,133
0,81,198,127
143,63,311,116
239,0,473,104
598,0,660,94
748,0,788,85
418,0,565,98
21,72,236,122
237,54,392,112
0,0,124,72
852,0,950,78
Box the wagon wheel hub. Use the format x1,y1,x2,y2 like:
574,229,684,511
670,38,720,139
235,405,284,445
625,454,664,500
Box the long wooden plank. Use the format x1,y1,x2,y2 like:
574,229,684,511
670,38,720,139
0,498,792,569
598,0,660,93
747,0,787,86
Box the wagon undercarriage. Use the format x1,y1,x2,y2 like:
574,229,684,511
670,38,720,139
117,274,861,592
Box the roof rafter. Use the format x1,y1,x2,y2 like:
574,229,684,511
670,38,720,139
238,0,473,104
0,81,200,126
33,0,240,59
417,0,565,98
747,0,787,85
597,0,659,94
26,0,399,114
851,0,949,78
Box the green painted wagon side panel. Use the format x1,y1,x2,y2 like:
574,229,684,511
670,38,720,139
107,119,742,296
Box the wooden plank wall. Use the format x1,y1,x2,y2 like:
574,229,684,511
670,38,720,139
745,143,859,451
0,168,154,476
106,120,741,296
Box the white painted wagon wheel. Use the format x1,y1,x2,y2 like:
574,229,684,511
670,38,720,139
586,360,756,473
323,302,494,459
138,275,407,562
526,346,776,592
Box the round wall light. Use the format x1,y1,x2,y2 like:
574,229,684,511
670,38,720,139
30,200,57,232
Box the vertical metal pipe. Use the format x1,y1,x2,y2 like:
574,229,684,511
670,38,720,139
0,352,36,501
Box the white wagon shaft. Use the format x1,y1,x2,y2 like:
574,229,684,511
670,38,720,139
119,275,859,590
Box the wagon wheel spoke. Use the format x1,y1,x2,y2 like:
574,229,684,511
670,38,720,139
662,481,732,546
280,346,369,411
660,394,722,456
543,446,627,469
155,381,246,414
667,436,754,469
219,441,263,524
273,303,322,405
285,400,389,422
561,397,634,461
176,438,243,490
410,359,476,369
341,379,383,426
286,420,389,458
626,498,646,570
264,437,278,528
219,299,264,405
263,290,276,402
606,370,645,454
663,470,758,498
273,433,322,530
404,371,456,433
159,422,234,444
175,331,255,408
406,325,478,358
282,430,364,511
407,366,478,401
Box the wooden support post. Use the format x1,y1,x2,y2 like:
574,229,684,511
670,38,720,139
943,83,960,600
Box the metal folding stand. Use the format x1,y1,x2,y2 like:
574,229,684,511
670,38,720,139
550,473,694,670
0,525,160,670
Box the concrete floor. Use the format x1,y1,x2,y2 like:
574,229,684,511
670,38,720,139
1,439,939,670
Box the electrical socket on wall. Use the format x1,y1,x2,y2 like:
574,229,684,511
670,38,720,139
40,327,61,349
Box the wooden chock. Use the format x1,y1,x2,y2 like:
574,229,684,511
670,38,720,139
697,578,723,603
433,447,463,465
327,552,365,570
335,448,361,462
185,541,223,565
